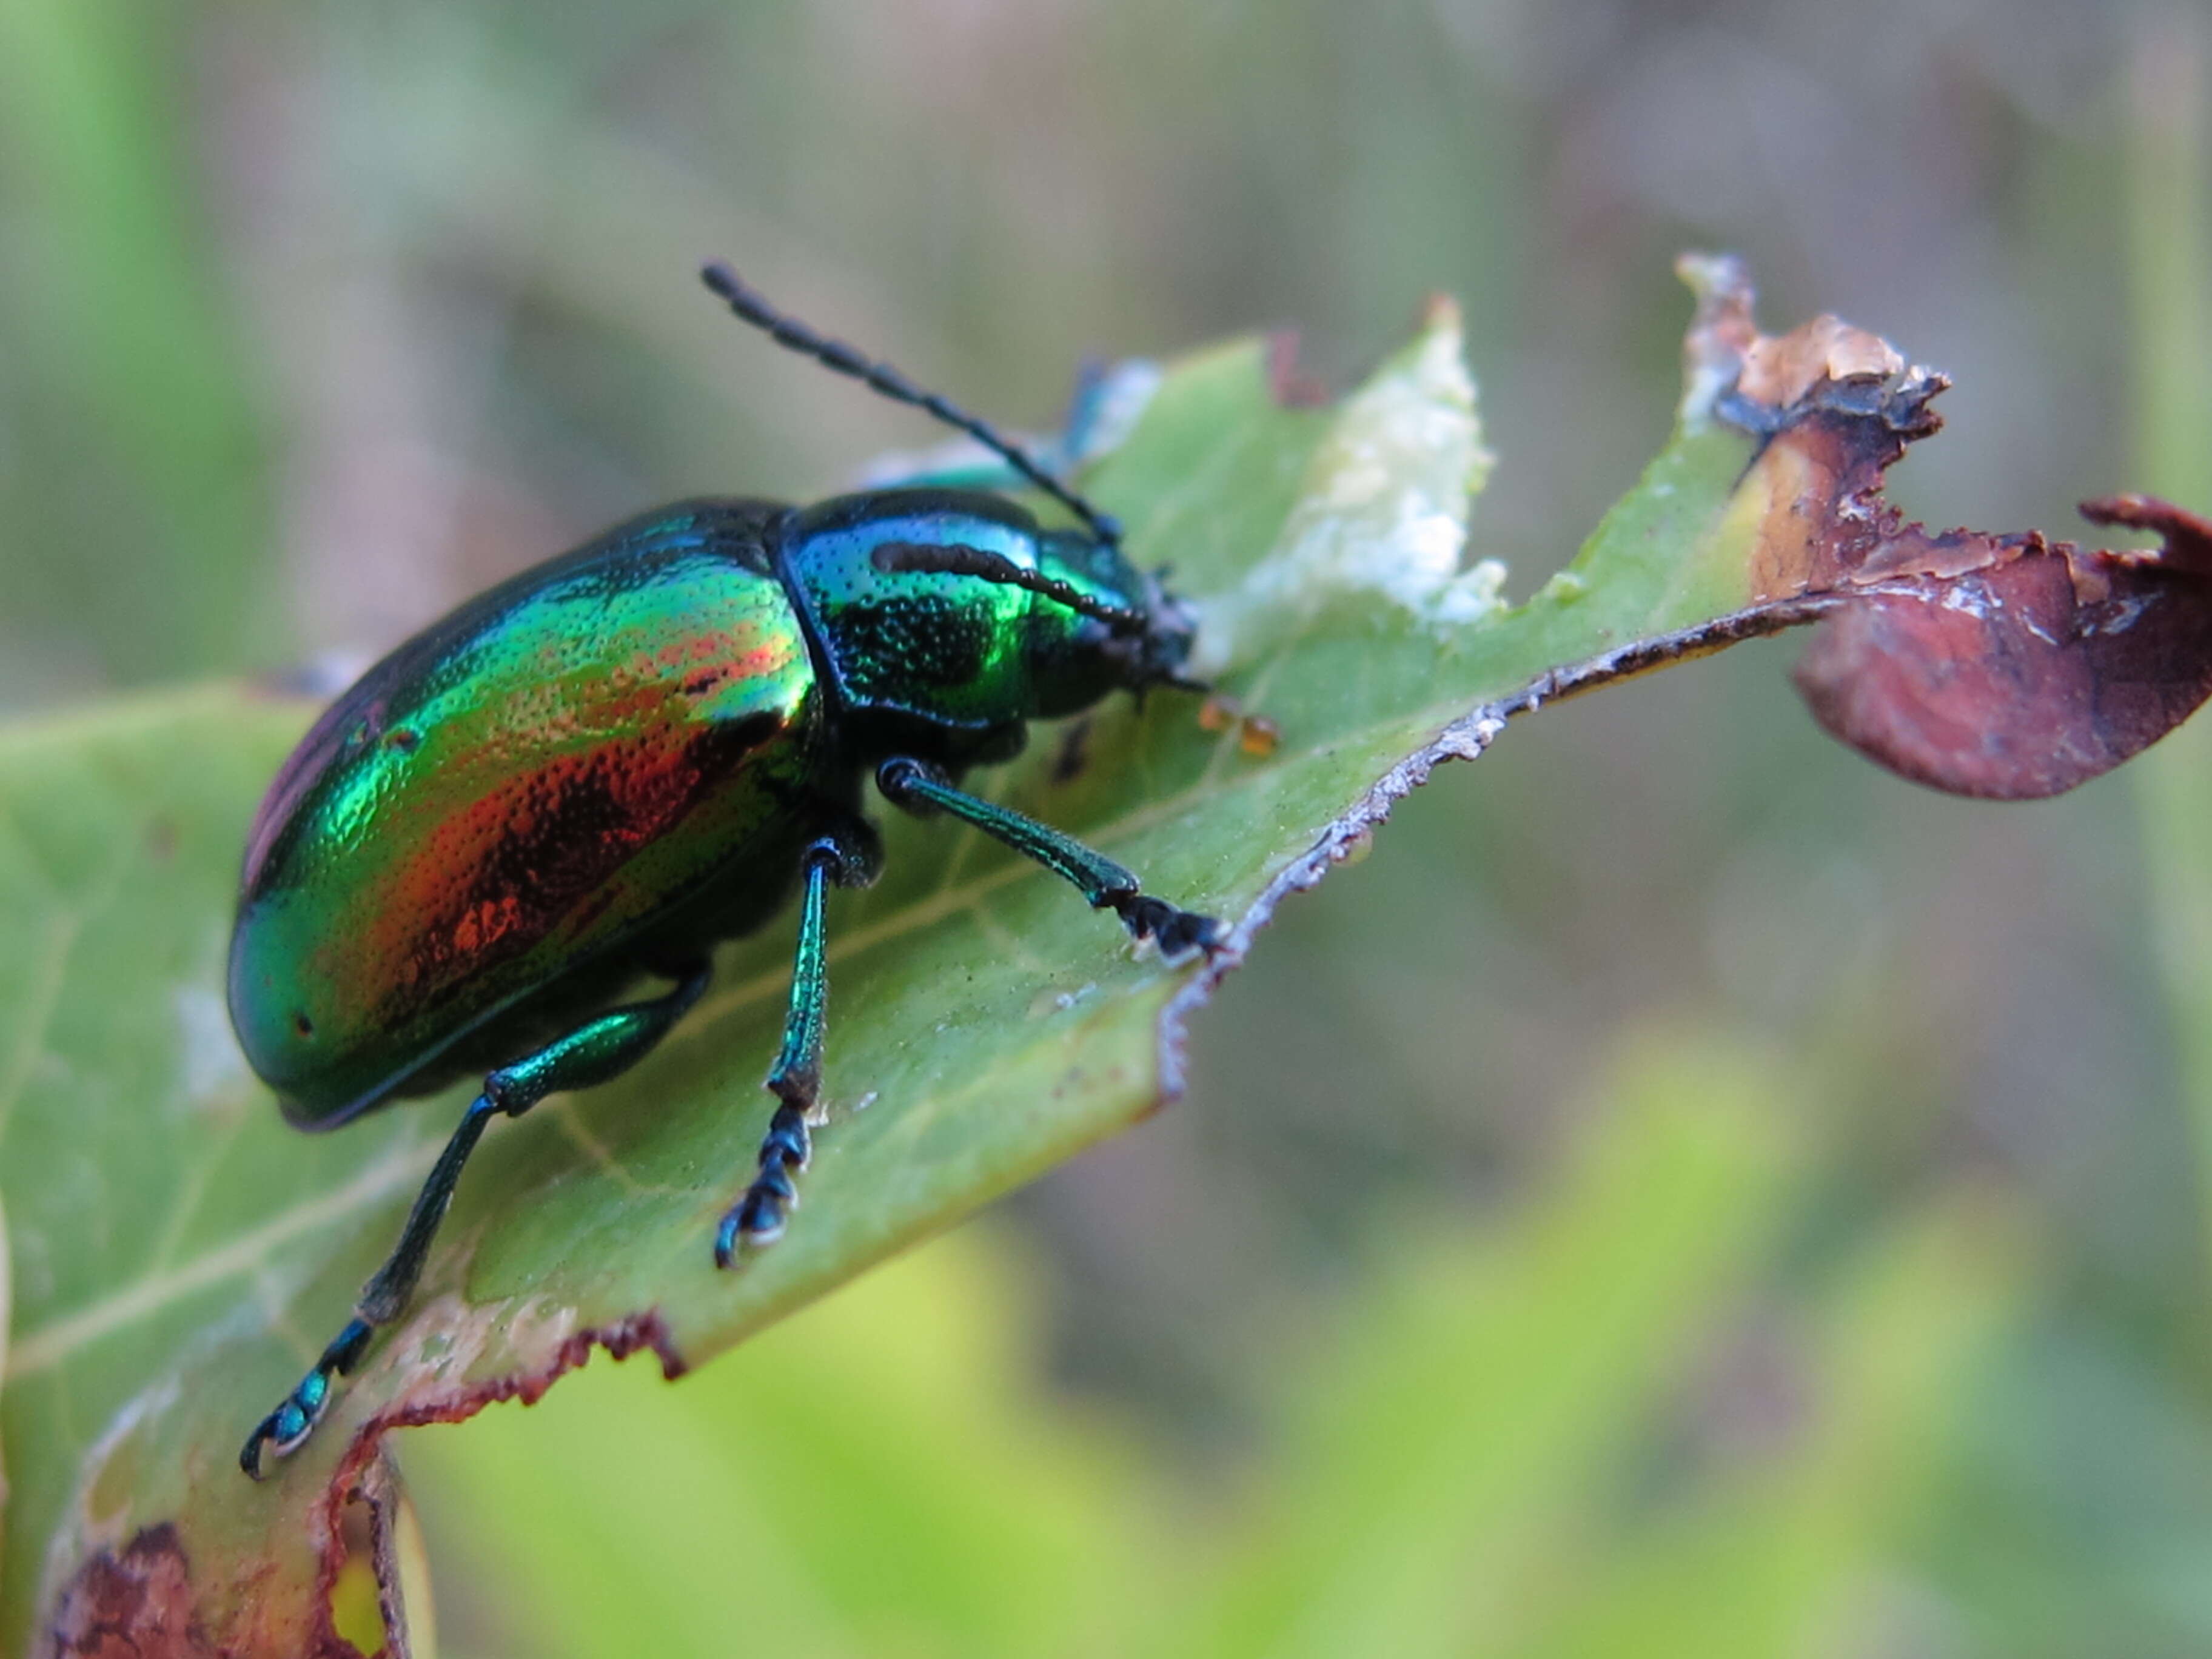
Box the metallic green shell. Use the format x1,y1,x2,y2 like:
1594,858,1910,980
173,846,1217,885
229,499,830,1127
232,486,1192,1131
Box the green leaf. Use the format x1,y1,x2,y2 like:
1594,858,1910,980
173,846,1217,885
0,269,2119,1652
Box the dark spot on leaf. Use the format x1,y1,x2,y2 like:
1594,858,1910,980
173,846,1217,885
381,727,420,754
145,818,176,862
49,1524,218,1658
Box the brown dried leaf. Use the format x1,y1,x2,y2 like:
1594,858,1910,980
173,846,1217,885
1677,254,2212,798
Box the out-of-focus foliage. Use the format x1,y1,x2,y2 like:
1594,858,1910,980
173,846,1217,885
5,0,2212,1655
2129,15,2212,1276
0,0,278,693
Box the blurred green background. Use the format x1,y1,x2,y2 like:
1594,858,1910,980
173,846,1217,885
6,0,2212,1653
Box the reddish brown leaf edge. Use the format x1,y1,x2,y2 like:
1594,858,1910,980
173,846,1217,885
45,1315,680,1659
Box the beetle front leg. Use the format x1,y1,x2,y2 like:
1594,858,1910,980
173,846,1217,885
876,757,1222,957
241,963,711,1479
716,826,880,1262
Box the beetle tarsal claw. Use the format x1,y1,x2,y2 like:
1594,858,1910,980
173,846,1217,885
1112,894,1224,960
241,1376,326,1478
716,1093,814,1266
714,1193,789,1266
238,1309,378,1475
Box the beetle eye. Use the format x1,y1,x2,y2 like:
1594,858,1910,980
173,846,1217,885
292,1011,315,1040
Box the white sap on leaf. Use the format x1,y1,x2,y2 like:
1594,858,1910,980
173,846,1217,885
1193,305,1500,674
1537,569,1589,603
1026,980,1098,1021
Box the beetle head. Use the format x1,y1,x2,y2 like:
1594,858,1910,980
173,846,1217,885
1029,532,1200,699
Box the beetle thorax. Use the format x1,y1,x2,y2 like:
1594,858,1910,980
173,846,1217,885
779,488,1182,754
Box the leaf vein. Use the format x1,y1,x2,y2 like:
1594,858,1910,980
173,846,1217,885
5,1134,441,1378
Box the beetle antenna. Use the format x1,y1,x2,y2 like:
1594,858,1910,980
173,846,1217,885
702,262,1124,549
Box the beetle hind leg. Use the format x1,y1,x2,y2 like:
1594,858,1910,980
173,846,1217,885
240,962,711,1479
716,826,879,1264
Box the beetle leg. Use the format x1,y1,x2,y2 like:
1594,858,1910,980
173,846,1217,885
876,756,1223,958
241,963,711,1479
715,828,879,1263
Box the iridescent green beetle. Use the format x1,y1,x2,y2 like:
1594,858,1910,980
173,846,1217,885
232,264,1219,1476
